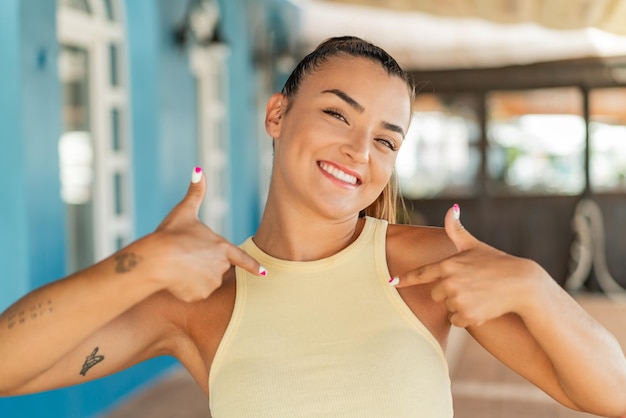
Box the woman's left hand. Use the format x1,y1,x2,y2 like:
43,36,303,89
392,205,549,328
394,206,626,416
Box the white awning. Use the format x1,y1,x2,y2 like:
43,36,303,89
292,0,626,70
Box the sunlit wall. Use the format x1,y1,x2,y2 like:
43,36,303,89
0,0,295,416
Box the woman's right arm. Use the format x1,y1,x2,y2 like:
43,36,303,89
0,168,263,395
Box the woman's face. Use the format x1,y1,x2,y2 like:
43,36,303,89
266,55,412,221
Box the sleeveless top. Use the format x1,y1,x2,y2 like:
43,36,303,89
209,217,453,417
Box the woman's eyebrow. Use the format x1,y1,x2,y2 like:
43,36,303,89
382,121,405,138
322,89,365,112
322,88,405,137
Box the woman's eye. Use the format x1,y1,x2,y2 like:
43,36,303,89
323,109,347,123
376,138,397,151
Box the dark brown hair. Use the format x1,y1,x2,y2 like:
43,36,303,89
280,36,414,223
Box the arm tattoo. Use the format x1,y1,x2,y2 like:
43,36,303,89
114,252,142,273
5,300,54,331
80,347,105,376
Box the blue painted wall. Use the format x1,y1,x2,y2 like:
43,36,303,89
154,0,200,215
0,0,297,416
0,0,29,312
222,0,262,243
0,0,66,310
0,1,189,416
127,0,163,237
128,0,199,235
20,0,66,291
222,0,300,243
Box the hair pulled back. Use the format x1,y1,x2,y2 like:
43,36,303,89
280,36,413,224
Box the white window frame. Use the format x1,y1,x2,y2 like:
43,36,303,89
57,0,134,265
190,45,232,238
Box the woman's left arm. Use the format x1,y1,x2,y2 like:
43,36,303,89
394,206,626,417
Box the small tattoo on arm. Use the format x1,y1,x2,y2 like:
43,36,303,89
5,300,53,330
114,252,141,273
80,347,105,376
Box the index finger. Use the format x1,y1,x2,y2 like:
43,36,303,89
391,261,442,288
226,245,267,277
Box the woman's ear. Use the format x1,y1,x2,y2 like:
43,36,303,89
265,93,287,138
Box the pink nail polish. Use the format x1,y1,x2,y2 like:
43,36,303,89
388,276,399,286
191,167,203,184
452,204,460,221
259,266,268,276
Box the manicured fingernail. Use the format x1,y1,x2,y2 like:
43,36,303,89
259,266,268,277
388,276,400,286
191,167,202,184
452,204,460,221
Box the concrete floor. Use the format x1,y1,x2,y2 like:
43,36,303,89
103,295,626,418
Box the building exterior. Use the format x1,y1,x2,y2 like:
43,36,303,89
0,0,296,416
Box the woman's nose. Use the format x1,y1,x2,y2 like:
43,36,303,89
340,134,370,164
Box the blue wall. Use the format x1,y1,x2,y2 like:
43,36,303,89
0,1,192,416
20,0,67,291
222,0,262,243
154,0,200,216
222,0,300,243
0,0,66,311
127,0,199,236
0,0,29,312
126,0,163,236
0,0,296,416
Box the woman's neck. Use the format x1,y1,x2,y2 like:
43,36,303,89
253,202,364,261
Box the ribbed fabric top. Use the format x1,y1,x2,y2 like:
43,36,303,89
209,217,453,417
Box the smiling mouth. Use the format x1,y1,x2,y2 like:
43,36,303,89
318,162,359,185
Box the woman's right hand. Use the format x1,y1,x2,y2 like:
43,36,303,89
140,167,265,302
0,167,265,396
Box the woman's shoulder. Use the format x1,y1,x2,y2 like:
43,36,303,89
386,222,453,249
385,222,458,274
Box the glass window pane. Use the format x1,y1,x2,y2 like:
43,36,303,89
396,94,481,198
59,0,91,13
58,45,95,273
59,46,92,204
111,107,122,151
104,0,116,21
59,46,90,132
114,172,124,215
109,43,119,86
590,88,626,193
116,236,124,251
486,88,585,195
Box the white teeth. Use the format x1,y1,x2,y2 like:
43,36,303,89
319,162,358,185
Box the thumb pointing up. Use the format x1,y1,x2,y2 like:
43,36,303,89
157,167,206,230
444,204,479,252
390,204,482,288
186,166,207,217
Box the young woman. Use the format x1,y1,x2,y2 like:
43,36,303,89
1,37,625,417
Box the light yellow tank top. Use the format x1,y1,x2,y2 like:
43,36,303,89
209,217,453,417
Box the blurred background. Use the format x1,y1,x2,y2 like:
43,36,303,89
1,0,625,416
